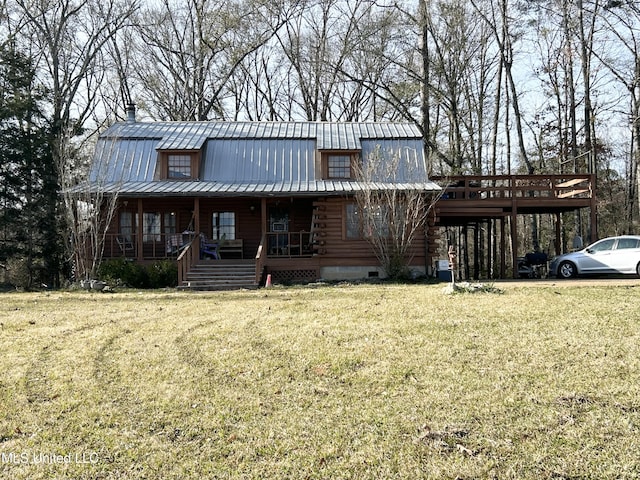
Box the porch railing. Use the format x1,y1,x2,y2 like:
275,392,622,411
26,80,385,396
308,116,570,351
177,235,199,285
265,232,313,258
103,234,137,259
102,232,195,260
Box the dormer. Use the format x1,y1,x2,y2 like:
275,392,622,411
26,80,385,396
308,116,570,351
155,127,209,181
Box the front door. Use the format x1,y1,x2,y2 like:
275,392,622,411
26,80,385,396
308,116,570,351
268,206,289,255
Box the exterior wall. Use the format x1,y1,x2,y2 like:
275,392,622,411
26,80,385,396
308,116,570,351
311,197,427,269
264,195,429,283
198,198,262,257
103,194,429,283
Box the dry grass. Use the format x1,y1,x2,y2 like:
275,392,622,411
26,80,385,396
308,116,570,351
1,283,639,479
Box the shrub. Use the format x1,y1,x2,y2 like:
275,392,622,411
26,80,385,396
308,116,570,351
147,260,178,288
98,259,144,288
97,259,178,289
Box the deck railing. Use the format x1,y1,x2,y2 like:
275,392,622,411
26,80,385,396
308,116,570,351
432,174,594,201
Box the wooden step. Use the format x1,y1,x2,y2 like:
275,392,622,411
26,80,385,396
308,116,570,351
179,261,258,291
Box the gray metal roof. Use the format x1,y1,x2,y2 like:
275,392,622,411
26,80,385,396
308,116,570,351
87,121,440,196
101,121,421,147
81,180,441,197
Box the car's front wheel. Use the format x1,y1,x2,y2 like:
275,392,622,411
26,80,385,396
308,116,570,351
637,262,640,278
558,261,577,279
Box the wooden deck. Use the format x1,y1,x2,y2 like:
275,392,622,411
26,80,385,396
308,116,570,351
430,174,597,278
432,174,596,223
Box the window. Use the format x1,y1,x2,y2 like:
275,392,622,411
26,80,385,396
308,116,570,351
143,212,161,242
364,205,389,238
164,212,176,236
590,238,615,252
345,203,360,239
212,212,235,240
617,238,640,250
119,212,137,242
345,203,389,239
167,154,192,179
158,151,200,180
327,154,352,179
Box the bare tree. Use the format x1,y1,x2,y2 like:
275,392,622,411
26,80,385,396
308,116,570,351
227,45,286,121
8,0,138,284
594,1,640,231
275,0,387,121
11,0,138,151
352,145,441,279
470,0,535,175
60,128,124,282
130,0,297,121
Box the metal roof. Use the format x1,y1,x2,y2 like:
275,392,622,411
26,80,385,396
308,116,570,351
101,121,421,144
79,179,441,197
87,121,440,196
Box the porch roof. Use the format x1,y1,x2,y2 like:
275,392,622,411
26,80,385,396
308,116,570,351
85,179,441,197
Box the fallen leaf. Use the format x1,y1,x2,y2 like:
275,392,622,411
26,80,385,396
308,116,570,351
456,443,475,456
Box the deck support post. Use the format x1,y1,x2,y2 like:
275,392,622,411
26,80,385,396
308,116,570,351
511,202,518,279
500,217,506,278
555,212,562,256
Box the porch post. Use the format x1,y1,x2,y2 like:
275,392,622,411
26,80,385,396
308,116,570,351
261,197,267,236
194,198,200,234
137,198,143,261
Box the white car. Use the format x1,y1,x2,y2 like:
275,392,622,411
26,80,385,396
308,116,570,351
549,235,640,279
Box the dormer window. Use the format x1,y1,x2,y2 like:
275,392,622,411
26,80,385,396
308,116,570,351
168,154,192,179
322,151,358,180
158,151,200,180
328,155,351,178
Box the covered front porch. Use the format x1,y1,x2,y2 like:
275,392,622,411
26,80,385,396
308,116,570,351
102,196,322,285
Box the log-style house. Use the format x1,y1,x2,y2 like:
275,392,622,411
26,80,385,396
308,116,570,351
87,111,441,288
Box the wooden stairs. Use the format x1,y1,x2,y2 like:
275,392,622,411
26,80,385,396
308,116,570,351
178,260,258,291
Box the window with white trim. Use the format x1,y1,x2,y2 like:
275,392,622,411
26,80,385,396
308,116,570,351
143,212,161,242
119,212,137,242
212,212,236,240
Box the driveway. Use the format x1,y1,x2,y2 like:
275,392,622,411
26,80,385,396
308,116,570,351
493,277,640,288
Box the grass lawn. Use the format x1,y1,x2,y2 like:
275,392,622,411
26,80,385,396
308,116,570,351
0,282,639,479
